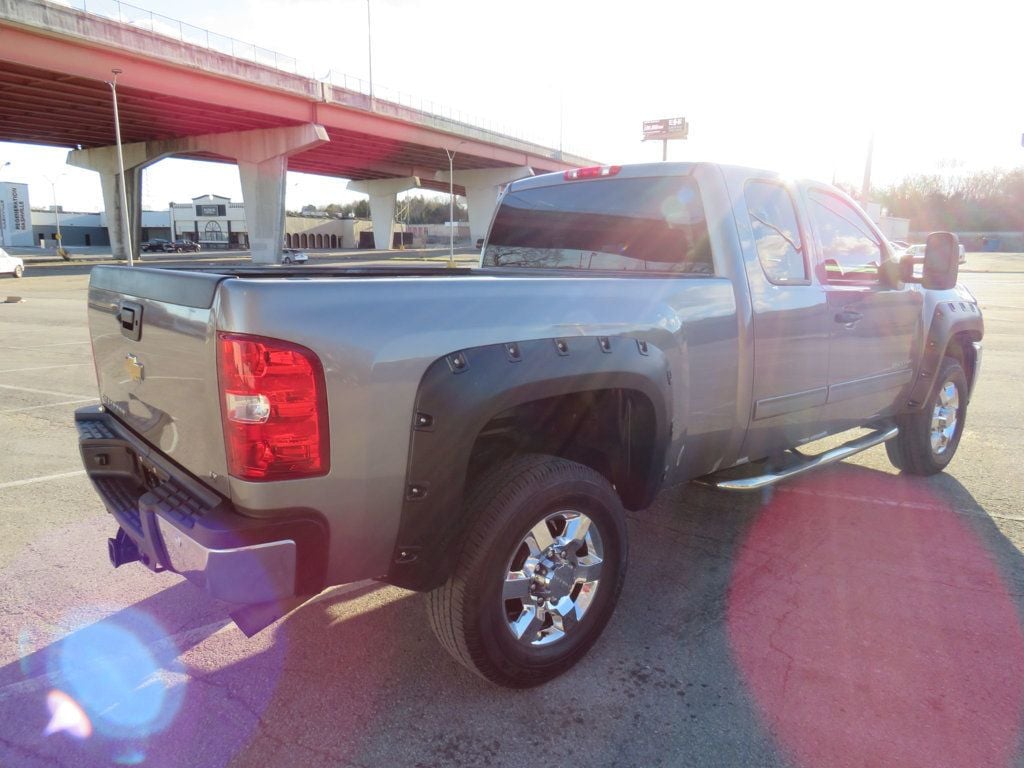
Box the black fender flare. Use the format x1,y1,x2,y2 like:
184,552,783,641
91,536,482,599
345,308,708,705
905,299,983,410
387,335,674,591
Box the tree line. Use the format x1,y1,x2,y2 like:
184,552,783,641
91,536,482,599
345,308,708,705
289,194,468,224
874,167,1024,232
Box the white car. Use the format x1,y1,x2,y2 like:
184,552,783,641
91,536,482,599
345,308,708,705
0,247,24,278
281,248,308,264
903,243,967,265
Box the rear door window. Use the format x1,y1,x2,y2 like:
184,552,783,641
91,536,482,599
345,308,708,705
483,176,713,274
744,181,807,283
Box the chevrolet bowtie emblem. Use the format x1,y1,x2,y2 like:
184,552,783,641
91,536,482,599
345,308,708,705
124,353,144,382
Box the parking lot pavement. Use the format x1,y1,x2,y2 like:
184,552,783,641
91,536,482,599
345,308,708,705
1,260,1023,768
11,245,481,269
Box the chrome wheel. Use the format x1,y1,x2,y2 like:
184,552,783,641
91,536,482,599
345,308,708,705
930,380,960,455
502,510,603,647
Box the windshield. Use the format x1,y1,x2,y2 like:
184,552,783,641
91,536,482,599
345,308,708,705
482,176,713,274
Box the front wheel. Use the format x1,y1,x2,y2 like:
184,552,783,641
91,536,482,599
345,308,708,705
13,264,23,278
283,257,292,264
427,454,628,687
886,355,969,475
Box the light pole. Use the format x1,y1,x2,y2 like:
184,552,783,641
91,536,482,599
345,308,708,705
444,142,465,268
44,173,68,259
107,69,134,267
366,0,374,102
0,161,9,248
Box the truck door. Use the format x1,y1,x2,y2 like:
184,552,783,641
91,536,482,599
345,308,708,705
739,179,830,461
804,188,923,429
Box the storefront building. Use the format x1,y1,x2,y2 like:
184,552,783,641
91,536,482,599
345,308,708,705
170,194,247,250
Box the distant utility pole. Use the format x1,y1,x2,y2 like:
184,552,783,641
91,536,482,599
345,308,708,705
861,133,875,202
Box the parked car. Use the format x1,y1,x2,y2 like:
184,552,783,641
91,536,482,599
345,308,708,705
77,162,980,687
141,239,171,253
902,241,967,269
282,248,308,264
904,243,926,260
170,240,201,253
0,247,24,278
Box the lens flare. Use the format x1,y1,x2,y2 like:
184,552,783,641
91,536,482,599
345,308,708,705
728,470,1024,768
114,746,147,765
47,609,186,740
44,690,92,739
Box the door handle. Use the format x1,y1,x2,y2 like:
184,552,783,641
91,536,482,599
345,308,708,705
834,310,863,327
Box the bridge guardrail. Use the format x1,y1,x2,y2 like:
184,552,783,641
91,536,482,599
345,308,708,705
58,0,578,157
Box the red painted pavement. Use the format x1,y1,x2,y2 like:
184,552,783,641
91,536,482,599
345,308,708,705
728,470,1024,768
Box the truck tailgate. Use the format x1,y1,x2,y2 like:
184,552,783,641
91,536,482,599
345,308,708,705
87,266,230,490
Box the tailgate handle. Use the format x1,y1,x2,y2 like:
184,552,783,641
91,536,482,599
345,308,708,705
118,301,143,341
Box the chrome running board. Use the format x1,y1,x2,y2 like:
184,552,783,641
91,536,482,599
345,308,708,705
700,426,899,492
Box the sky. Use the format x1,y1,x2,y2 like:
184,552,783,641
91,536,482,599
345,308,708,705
2,0,1023,212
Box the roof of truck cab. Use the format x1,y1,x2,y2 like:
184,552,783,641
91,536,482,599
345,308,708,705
510,161,789,192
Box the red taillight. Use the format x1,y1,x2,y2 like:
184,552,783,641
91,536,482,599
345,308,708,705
217,332,329,481
564,165,621,181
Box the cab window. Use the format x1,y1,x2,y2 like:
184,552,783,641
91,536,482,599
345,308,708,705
483,176,713,274
744,181,807,283
807,190,882,284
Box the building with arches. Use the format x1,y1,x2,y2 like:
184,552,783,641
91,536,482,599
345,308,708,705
170,195,247,250
171,194,393,250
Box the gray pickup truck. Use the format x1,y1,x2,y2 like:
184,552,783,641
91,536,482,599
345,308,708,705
77,162,982,687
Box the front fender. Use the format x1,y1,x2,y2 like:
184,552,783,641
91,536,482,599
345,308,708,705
905,293,983,410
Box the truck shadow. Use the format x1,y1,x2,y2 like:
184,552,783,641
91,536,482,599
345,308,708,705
3,464,1023,768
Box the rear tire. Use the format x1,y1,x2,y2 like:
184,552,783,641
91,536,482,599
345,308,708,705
13,264,23,278
886,355,968,475
427,454,628,687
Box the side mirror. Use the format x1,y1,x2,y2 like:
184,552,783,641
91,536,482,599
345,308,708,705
923,231,960,290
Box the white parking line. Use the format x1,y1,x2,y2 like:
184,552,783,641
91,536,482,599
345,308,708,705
0,342,90,350
0,398,97,414
776,485,1024,521
0,363,91,374
0,470,87,491
0,383,95,399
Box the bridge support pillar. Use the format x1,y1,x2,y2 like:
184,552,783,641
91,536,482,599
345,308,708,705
435,166,533,245
69,143,156,261
347,177,421,250
68,124,329,264
238,156,289,265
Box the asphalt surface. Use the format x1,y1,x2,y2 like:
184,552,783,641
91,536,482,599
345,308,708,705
1,254,1022,768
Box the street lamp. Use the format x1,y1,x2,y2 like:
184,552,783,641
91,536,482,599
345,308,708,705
44,173,68,260
106,68,134,267
0,161,9,248
444,141,466,268
366,0,374,102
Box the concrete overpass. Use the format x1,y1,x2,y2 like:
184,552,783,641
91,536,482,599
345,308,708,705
0,0,597,261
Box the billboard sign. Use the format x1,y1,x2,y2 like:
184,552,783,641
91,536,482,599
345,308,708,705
0,182,32,247
642,117,689,141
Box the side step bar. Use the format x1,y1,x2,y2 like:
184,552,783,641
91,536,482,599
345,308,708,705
699,426,899,492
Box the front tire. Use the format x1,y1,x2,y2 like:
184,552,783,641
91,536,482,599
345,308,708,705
427,454,628,687
886,355,968,475
13,265,24,278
